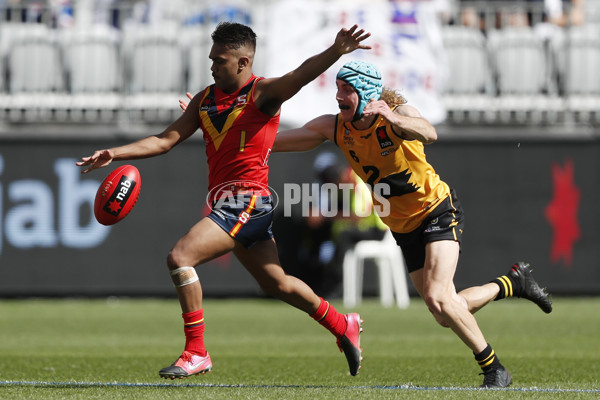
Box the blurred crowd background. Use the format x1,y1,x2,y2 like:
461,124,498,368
0,0,598,131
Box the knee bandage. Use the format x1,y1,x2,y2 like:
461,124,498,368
170,266,199,287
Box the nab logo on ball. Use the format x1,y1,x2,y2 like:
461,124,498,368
102,175,137,217
94,165,141,226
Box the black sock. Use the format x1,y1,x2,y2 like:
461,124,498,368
491,268,522,300
475,343,503,373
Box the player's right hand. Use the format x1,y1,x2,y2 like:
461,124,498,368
76,149,114,174
179,92,194,112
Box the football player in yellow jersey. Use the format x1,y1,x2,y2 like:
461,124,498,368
273,60,553,388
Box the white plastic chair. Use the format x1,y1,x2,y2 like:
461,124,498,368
62,28,121,94
441,25,493,96
487,27,550,96
564,25,600,98
7,26,65,94
343,230,410,309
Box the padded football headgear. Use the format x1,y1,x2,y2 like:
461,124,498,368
336,61,383,117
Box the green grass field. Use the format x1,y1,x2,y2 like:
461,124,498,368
0,297,598,399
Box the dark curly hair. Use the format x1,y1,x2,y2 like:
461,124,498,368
211,21,257,51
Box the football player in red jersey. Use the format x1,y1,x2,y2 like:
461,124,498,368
77,22,369,378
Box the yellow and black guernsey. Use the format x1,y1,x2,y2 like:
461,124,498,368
333,113,450,233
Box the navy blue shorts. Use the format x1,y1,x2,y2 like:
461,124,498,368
207,194,274,248
391,189,464,273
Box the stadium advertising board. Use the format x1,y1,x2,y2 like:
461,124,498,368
0,136,599,296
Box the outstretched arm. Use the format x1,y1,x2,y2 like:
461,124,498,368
363,100,438,144
255,25,371,115
77,95,202,173
273,114,337,152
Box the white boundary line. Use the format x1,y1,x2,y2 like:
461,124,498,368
1,380,599,393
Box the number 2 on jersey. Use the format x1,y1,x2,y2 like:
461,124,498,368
349,150,380,186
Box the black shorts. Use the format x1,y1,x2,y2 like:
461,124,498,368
391,189,464,272
207,194,274,248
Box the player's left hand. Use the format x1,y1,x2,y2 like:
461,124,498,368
362,99,394,121
333,24,372,55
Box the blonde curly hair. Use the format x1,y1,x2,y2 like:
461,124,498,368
380,87,407,108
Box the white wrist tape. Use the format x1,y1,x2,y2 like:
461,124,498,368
170,266,199,287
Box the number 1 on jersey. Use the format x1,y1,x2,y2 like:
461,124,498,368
239,130,246,152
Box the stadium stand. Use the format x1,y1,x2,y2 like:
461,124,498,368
3,23,66,119
6,25,64,93
0,30,4,110
488,27,550,96
486,25,564,123
180,25,212,95
441,25,495,122
0,0,598,127
60,25,122,121
122,21,184,122
564,23,600,121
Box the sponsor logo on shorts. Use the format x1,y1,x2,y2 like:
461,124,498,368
424,218,442,233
